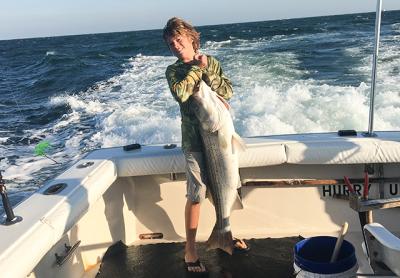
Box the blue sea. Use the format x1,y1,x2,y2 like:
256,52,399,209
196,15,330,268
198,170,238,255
1,11,400,214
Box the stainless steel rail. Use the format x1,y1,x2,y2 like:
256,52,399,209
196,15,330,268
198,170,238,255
366,0,383,136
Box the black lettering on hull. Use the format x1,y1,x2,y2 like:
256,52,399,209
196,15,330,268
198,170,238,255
322,183,400,198
390,184,399,196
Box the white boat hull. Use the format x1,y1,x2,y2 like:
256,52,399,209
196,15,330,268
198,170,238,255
1,132,400,277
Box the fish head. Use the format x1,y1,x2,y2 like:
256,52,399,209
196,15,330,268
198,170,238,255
192,81,222,132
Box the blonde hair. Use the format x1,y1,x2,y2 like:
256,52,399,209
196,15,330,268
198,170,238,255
163,17,200,52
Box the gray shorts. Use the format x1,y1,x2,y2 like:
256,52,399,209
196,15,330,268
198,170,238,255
184,152,208,203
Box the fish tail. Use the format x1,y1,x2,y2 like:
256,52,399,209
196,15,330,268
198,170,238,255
206,226,234,255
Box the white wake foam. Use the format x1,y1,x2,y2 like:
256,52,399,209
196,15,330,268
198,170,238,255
3,30,400,196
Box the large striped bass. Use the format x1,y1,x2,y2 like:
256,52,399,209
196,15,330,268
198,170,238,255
192,81,246,255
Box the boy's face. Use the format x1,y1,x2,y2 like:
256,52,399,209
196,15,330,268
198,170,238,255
166,33,195,61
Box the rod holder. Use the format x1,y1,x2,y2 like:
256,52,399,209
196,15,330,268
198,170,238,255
55,241,81,266
0,171,22,225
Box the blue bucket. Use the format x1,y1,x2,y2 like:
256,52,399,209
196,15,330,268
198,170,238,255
294,236,357,274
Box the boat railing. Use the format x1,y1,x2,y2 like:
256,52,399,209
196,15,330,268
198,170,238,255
365,0,383,137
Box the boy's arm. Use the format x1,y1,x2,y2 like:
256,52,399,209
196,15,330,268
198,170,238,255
166,65,202,103
202,56,233,100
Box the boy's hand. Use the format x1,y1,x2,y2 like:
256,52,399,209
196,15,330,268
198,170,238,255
193,53,208,69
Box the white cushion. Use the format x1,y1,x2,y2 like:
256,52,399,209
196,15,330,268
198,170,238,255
286,138,400,164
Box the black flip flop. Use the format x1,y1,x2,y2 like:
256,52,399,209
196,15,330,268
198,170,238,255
184,259,209,275
233,238,250,254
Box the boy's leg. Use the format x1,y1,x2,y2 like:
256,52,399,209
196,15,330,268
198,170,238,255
183,152,208,272
184,200,206,272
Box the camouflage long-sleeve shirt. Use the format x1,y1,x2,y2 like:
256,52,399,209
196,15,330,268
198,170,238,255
166,55,233,152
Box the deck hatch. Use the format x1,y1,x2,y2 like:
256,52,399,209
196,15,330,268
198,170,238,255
76,161,94,168
43,183,67,195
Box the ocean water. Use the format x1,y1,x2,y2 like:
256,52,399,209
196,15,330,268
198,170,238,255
1,11,400,213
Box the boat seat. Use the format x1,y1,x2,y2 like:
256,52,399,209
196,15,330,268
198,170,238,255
363,223,400,276
101,142,287,177
285,137,400,164
85,132,400,177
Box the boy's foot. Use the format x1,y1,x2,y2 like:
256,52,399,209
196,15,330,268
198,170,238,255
233,238,250,254
184,259,208,274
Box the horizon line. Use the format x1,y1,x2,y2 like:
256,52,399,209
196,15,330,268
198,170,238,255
1,9,399,42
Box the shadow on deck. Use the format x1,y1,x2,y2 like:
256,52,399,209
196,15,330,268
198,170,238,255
97,237,303,278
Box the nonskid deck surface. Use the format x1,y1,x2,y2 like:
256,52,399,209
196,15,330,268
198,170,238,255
97,237,302,278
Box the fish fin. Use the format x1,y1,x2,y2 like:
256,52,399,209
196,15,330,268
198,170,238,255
232,132,246,154
231,191,244,211
216,94,231,110
218,131,228,149
206,226,234,255
206,189,214,206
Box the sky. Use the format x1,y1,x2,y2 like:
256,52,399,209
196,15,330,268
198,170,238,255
1,0,400,40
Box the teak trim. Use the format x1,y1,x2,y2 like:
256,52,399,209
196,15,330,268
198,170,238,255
243,177,400,187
